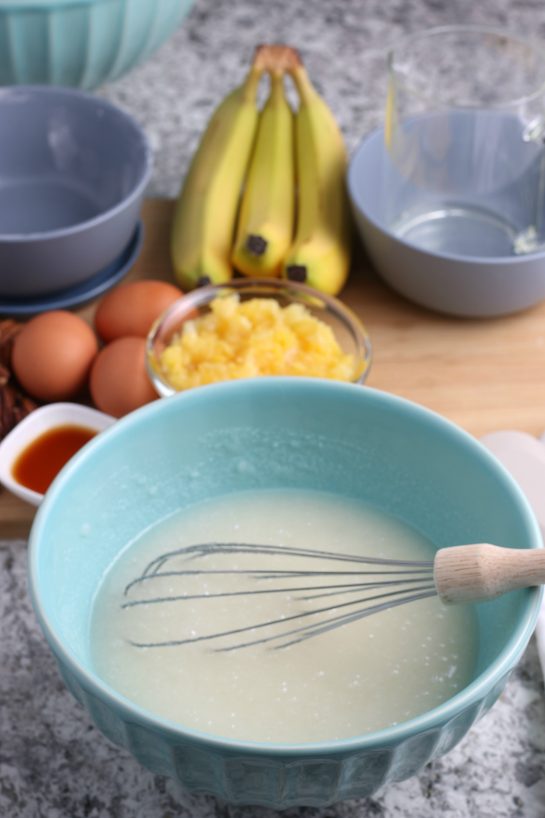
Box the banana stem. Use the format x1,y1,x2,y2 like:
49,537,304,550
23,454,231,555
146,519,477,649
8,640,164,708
288,64,316,107
269,68,286,107
241,64,264,103
253,44,301,74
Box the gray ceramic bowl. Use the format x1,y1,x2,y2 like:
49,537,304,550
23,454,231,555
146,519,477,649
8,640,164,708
347,128,545,318
0,86,152,297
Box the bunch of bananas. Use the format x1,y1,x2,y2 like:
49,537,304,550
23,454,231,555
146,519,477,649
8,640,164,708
170,45,351,296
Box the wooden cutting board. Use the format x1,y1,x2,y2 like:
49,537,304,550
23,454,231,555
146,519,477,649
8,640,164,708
3,196,545,538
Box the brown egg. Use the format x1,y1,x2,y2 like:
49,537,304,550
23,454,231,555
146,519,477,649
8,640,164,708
89,336,158,418
12,311,98,401
94,279,183,342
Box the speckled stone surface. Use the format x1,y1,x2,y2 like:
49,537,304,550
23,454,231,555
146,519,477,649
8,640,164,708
4,0,545,815
95,0,545,200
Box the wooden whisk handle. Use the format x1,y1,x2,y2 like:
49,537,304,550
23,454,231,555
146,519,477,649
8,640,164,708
434,544,545,604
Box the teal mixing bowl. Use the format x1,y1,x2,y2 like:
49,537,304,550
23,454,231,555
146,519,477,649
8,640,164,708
0,0,196,89
28,379,542,808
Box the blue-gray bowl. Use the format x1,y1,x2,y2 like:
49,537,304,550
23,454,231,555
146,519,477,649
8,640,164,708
348,127,545,318
0,0,196,90
0,86,152,297
28,378,542,807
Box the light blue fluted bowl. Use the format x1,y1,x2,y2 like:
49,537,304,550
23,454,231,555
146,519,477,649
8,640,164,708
0,0,196,89
28,378,542,808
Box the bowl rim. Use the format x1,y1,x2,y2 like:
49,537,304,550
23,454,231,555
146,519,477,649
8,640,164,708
28,378,543,756
145,278,373,397
347,125,545,266
0,0,125,8
0,85,153,243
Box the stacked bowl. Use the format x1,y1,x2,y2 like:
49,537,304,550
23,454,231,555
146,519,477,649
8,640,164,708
0,86,151,311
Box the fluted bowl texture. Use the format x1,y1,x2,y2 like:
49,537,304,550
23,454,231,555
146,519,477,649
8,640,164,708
28,378,542,808
0,0,196,89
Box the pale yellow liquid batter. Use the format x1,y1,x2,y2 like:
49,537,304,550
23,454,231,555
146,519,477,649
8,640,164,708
90,489,477,743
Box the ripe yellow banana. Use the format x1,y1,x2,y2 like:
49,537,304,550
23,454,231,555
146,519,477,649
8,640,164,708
231,70,295,278
282,61,351,296
170,65,262,290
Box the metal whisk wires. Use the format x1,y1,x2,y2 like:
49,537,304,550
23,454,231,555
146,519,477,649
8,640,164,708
121,543,437,651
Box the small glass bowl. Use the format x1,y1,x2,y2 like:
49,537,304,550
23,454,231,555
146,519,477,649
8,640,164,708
146,278,372,397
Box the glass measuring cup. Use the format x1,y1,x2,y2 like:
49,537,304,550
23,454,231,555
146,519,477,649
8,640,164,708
384,26,545,258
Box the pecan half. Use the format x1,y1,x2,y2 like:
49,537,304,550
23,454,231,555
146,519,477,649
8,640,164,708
0,319,38,440
0,320,22,371
0,382,37,440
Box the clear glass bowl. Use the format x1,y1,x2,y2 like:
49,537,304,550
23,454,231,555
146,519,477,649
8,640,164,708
146,279,372,397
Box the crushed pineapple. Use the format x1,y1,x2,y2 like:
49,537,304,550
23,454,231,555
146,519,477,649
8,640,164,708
156,294,361,390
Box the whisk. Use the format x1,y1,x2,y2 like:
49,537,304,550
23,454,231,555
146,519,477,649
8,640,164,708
121,542,545,651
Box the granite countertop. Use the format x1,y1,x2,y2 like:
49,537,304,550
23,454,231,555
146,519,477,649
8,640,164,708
3,0,545,816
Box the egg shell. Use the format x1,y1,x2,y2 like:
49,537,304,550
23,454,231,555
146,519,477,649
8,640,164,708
94,279,183,342
89,336,158,418
12,311,98,401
